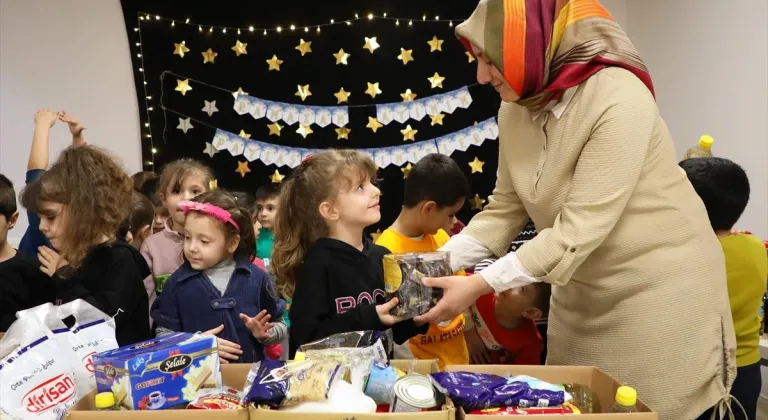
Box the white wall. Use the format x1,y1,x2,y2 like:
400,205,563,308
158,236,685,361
625,0,768,237
0,0,142,244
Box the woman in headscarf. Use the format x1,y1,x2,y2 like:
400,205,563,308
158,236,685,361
415,1,736,418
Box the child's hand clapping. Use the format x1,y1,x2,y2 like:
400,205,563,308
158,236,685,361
376,298,407,326
203,324,243,364
34,109,59,128
240,310,275,341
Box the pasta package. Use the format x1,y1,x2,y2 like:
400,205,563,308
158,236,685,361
383,252,452,318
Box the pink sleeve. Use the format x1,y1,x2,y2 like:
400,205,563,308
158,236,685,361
252,258,266,272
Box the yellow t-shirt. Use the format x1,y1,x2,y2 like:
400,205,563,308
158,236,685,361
375,228,468,368
720,234,768,367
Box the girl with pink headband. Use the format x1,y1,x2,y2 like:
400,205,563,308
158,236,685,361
152,190,286,363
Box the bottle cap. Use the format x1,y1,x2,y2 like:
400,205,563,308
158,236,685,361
698,135,714,149
615,386,637,407
95,392,116,409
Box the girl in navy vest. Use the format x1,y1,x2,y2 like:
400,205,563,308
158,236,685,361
152,190,286,363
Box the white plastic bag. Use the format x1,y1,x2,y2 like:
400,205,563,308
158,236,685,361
0,316,78,420
16,301,117,398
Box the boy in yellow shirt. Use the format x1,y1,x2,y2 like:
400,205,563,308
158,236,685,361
376,154,471,368
681,157,768,420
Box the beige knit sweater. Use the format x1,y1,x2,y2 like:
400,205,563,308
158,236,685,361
462,67,736,419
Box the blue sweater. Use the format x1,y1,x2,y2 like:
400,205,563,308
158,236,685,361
152,257,285,363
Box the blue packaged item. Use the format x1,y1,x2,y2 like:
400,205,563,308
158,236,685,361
242,359,341,408
93,332,221,410
430,371,568,412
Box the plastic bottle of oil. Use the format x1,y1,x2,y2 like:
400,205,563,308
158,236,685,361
607,386,639,413
683,135,714,159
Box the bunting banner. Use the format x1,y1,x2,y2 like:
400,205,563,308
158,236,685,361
210,117,498,169
376,86,473,125
232,85,473,128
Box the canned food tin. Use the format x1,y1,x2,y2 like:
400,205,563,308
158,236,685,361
389,374,442,413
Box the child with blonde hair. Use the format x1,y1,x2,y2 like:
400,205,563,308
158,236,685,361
140,159,214,310
20,146,151,345
152,190,285,363
271,150,427,356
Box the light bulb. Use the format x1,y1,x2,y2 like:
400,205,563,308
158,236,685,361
368,13,373,19
222,28,226,33
304,27,308,32
147,96,152,100
449,21,453,27
346,21,351,25
143,81,147,85
151,148,157,153
135,42,140,46
147,161,154,166
171,21,175,27
263,29,267,35
290,24,295,30
134,28,138,31
423,14,426,20
146,134,151,138
249,26,254,31
330,19,335,23
139,68,143,72
209,27,213,33
140,16,145,20
148,107,153,111
409,20,413,25
155,15,160,20
383,12,388,17
137,53,141,57
237,29,240,34
199,26,202,32
276,26,282,32
355,13,359,18
396,20,400,25
144,123,149,127
185,18,190,23
435,15,440,20
316,26,320,33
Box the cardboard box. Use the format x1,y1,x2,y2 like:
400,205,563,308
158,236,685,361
67,360,454,420
92,333,221,410
444,365,656,419
248,359,455,420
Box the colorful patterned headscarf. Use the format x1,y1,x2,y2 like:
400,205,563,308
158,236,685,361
456,0,654,109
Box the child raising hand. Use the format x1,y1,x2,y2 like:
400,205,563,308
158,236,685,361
271,150,427,357
152,191,286,364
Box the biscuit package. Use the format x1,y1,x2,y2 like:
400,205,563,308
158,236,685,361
382,252,452,318
92,332,221,410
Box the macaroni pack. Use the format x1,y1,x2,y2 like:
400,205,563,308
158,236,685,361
93,333,221,410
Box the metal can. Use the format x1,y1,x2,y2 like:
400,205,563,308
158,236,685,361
389,374,442,413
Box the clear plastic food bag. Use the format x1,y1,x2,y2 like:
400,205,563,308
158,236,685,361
242,359,341,408
383,252,452,318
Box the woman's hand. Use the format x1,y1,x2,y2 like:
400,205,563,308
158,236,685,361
203,324,243,364
414,274,493,325
34,109,59,128
376,298,408,326
464,327,491,364
240,310,275,340
38,246,67,277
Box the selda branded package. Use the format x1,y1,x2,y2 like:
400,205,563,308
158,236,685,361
92,333,221,410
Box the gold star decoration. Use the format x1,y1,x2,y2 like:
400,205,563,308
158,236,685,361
400,125,418,141
235,161,251,178
397,48,414,65
401,163,413,179
238,129,251,139
465,51,476,63
296,39,313,56
232,87,248,98
468,157,485,174
335,127,351,140
209,179,219,190
296,124,314,138
430,113,445,126
366,117,383,133
270,170,285,183
266,55,283,71
202,48,218,64
363,37,380,53
175,79,192,96
428,72,446,89
173,41,190,57
370,229,383,242
231,40,248,56
400,89,418,102
427,36,444,52
333,49,350,65
334,88,351,104
470,194,486,210
267,122,282,136
295,84,312,102
365,82,382,98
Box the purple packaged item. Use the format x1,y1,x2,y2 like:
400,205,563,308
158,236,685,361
242,359,341,408
430,371,567,411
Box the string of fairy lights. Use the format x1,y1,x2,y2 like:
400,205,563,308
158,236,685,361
132,11,465,168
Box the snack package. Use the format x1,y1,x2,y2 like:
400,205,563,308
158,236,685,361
430,372,571,412
242,359,341,408
17,301,118,398
383,252,451,317
468,403,581,415
187,387,244,410
298,331,388,353
93,333,221,410
364,362,406,404
0,316,78,420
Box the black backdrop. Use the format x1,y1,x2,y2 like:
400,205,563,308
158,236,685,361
120,0,501,233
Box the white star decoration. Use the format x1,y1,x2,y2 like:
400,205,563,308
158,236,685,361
202,100,218,117
203,142,218,158
177,117,193,134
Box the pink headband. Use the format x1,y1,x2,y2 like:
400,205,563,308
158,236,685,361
178,201,240,231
